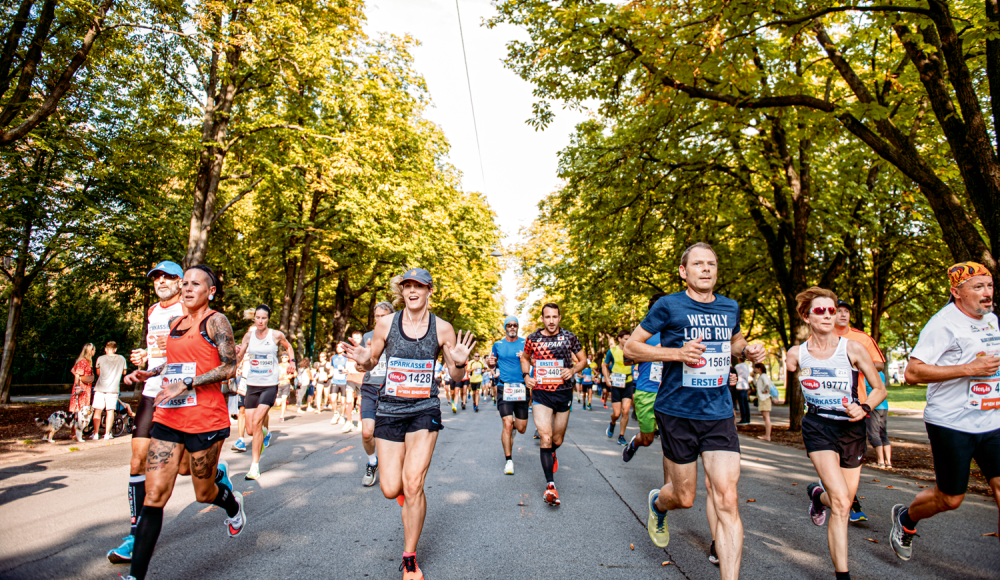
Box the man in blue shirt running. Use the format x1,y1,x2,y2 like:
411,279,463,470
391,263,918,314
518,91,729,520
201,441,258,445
625,242,766,580
488,316,527,476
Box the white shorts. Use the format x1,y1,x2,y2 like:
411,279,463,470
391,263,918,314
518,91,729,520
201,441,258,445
92,392,119,410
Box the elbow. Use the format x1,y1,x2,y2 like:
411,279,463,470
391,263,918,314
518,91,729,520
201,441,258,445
622,343,637,360
903,368,919,385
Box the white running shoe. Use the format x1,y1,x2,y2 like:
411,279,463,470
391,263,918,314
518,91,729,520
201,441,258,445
225,491,246,537
330,416,338,425
91,433,100,441
504,459,514,475
341,422,353,433
103,434,113,440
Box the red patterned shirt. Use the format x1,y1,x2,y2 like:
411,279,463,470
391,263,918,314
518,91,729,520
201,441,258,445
523,328,582,391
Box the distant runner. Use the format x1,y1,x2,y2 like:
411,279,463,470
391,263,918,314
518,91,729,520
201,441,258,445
488,315,527,475
603,329,635,445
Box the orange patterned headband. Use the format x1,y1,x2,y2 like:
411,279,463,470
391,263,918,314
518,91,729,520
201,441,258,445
948,262,991,288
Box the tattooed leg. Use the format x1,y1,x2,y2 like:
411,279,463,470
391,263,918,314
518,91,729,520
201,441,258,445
143,438,183,508
190,441,225,503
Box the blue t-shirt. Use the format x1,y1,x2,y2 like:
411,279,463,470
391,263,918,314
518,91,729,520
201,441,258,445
491,337,526,385
866,371,888,410
639,291,742,420
582,367,593,384
330,354,348,385
635,333,662,394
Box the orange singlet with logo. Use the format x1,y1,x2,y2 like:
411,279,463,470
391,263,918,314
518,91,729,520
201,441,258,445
153,309,230,433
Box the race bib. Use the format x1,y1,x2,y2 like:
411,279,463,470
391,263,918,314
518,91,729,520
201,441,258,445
157,362,198,408
248,353,273,375
504,383,527,402
799,366,853,412
967,350,1000,411
147,322,170,359
385,357,434,398
682,341,730,388
611,372,626,388
535,360,565,387
650,362,663,383
371,354,388,378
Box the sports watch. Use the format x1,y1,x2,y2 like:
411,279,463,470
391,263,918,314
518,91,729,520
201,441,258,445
183,377,194,389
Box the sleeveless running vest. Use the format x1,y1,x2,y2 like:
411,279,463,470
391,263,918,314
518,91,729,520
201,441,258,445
153,310,230,433
799,337,861,421
246,328,280,386
609,346,633,382
377,311,441,417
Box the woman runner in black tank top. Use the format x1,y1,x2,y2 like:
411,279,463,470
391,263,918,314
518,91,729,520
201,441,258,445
341,268,475,580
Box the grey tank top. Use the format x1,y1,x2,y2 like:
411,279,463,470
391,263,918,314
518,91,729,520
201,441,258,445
361,331,386,387
376,311,441,417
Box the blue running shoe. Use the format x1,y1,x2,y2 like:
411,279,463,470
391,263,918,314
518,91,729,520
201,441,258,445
622,438,638,462
262,427,271,449
617,434,628,446
606,423,614,438
216,459,232,491
850,509,868,522
107,535,134,564
231,439,247,453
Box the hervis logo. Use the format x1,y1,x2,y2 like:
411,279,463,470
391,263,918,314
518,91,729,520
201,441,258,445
688,358,707,369
388,372,407,382
971,383,993,396
802,379,820,390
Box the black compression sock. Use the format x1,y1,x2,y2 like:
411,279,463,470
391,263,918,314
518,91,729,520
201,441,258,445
835,571,850,580
505,455,512,461
128,475,145,536
129,506,164,580
553,443,561,452
899,507,918,530
540,448,554,482
211,482,240,517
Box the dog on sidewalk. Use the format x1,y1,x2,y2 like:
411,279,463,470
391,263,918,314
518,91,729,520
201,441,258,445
35,406,95,443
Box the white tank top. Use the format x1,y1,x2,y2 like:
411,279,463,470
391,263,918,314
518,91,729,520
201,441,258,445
799,337,859,421
245,329,280,386
143,301,185,398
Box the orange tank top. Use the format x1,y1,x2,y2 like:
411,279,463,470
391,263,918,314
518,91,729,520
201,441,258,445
153,309,230,433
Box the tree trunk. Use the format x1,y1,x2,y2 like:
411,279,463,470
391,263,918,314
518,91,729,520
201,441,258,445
0,272,27,403
328,272,354,344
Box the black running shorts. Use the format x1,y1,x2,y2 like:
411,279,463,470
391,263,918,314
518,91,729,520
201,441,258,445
361,384,379,421
656,412,740,464
499,401,529,420
244,385,278,409
470,381,482,391
926,423,1000,496
150,422,231,453
532,388,573,413
375,406,443,443
801,413,867,468
132,395,157,439
611,382,635,403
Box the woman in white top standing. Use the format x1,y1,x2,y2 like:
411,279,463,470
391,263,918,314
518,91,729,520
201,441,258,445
786,287,885,580
752,363,774,441
235,304,293,480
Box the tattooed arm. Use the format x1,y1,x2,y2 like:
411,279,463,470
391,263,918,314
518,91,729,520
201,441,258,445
196,312,238,386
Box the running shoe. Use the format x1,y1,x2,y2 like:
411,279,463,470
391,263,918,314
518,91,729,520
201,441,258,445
245,465,260,480
225,491,246,537
543,483,560,506
341,421,353,433
396,494,405,507
807,482,828,526
363,462,378,487
850,497,868,522
461,403,466,410
118,575,137,580
217,460,233,491
606,423,614,438
452,403,458,414
708,540,719,566
504,459,514,475
553,452,558,473
889,504,918,561
474,405,479,412
622,438,637,462
617,434,627,446
107,535,134,564
231,439,247,453
399,554,423,580
262,427,270,449
647,489,670,547
533,430,540,439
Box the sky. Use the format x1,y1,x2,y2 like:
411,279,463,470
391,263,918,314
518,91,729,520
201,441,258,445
363,0,588,323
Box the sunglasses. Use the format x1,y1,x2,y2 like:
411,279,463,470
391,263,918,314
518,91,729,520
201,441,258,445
505,324,518,329
811,307,837,316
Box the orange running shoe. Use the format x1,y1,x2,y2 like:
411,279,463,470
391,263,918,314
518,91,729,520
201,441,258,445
553,452,558,473
543,483,560,506
396,494,405,507
400,555,423,580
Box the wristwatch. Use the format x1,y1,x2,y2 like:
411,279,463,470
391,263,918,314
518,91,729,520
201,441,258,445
455,362,467,369
860,403,872,414
740,346,748,360
183,377,194,389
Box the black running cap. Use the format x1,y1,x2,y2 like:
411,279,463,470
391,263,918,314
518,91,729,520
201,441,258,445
836,299,850,309
401,268,433,286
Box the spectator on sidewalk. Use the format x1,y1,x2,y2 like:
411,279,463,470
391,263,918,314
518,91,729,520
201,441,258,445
69,342,96,442
753,363,774,440
735,362,751,425
92,341,127,440
867,370,892,468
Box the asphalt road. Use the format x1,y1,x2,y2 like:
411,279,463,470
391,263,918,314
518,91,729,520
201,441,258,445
1,395,997,580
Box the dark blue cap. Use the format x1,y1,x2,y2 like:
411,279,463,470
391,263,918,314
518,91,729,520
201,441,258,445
400,268,433,286
147,260,183,278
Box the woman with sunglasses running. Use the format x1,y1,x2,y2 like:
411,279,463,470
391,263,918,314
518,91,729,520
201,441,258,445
785,287,886,580
342,268,474,580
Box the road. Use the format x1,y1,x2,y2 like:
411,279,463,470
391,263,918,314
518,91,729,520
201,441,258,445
1,396,997,579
